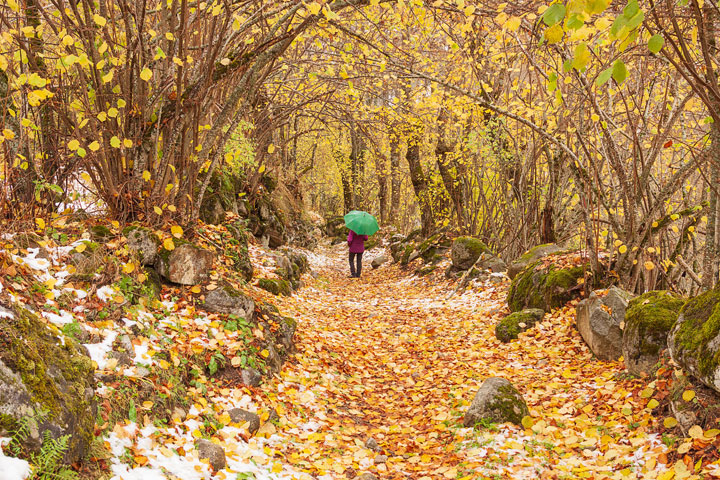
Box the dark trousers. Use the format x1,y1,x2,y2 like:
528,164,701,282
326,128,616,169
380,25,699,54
349,252,363,277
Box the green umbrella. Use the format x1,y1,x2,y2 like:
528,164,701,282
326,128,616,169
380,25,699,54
344,210,379,236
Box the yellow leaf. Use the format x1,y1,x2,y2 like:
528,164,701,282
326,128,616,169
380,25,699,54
664,417,678,428
308,1,321,15
688,425,703,438
618,245,627,254
260,349,269,358
682,390,695,402
231,356,242,367
88,141,100,152
644,261,655,271
544,24,564,44
75,243,87,253
190,285,202,294
163,238,175,251
647,399,659,409
67,139,80,151
521,416,533,429
113,294,125,304
505,16,521,31
93,14,107,27
123,138,133,148
171,225,184,238
142,170,151,182
35,218,46,230
704,428,720,438
271,462,282,474
154,206,163,215
140,68,153,81
267,144,275,154
122,262,135,274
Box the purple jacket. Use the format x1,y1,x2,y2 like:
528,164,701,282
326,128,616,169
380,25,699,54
348,230,368,253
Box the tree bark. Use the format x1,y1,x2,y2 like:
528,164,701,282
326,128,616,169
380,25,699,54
390,131,401,224
404,124,434,236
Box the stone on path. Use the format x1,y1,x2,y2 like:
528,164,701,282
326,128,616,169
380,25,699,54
156,242,214,285
464,377,529,427
228,408,260,435
196,439,226,471
576,287,632,361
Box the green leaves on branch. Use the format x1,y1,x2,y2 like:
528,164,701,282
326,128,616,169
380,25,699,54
648,34,664,54
596,60,628,86
542,4,566,26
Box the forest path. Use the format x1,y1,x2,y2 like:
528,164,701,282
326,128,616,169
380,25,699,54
266,243,668,480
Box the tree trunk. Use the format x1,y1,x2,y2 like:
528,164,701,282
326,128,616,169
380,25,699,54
377,153,389,225
390,132,401,224
435,109,465,230
404,124,434,236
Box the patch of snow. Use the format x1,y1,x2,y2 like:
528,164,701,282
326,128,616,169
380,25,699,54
42,309,74,326
0,444,32,480
83,330,118,370
97,285,116,302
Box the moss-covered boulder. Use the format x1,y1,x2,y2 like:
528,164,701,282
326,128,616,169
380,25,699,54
70,240,106,280
90,224,113,242
508,243,562,280
495,309,545,343
451,237,492,270
0,304,95,462
123,225,160,266
576,287,632,361
507,257,588,312
668,288,720,393
623,291,685,376
463,377,529,427
156,242,214,285
203,284,255,320
257,278,291,296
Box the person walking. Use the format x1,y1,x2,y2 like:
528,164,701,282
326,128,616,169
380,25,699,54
347,229,368,278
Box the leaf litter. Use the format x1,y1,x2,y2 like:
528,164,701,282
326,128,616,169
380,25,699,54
1,225,719,479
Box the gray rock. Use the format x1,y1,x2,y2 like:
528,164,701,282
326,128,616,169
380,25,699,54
624,291,685,376
463,377,529,427
668,289,720,392
228,408,260,435
374,454,388,464
371,255,389,269
576,287,632,361
358,474,378,480
365,437,381,452
108,351,133,367
451,237,492,270
264,343,283,372
477,253,507,273
0,305,96,463
202,285,255,320
156,243,214,285
507,243,562,280
241,368,262,387
124,227,159,266
196,439,226,471
489,272,506,284
117,334,134,353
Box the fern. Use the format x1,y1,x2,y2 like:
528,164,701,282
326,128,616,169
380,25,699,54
4,410,78,480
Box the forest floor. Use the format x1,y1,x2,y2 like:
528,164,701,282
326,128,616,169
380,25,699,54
4,234,717,480
260,242,685,480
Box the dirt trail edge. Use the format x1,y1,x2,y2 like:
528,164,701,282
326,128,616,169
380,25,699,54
264,244,670,480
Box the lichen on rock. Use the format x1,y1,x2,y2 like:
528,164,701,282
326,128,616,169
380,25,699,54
507,255,589,312
451,237,492,270
668,287,720,393
623,290,685,376
0,304,96,463
463,377,529,427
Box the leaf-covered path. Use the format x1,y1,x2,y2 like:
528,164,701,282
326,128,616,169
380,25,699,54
263,244,671,480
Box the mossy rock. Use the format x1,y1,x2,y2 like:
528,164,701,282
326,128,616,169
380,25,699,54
258,278,291,296
507,257,589,312
416,265,437,277
400,243,417,266
123,225,160,266
0,305,96,462
495,309,545,343
507,244,562,279
623,290,685,376
668,287,720,393
325,216,346,237
451,237,493,270
90,225,113,241
464,377,529,427
70,241,106,280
